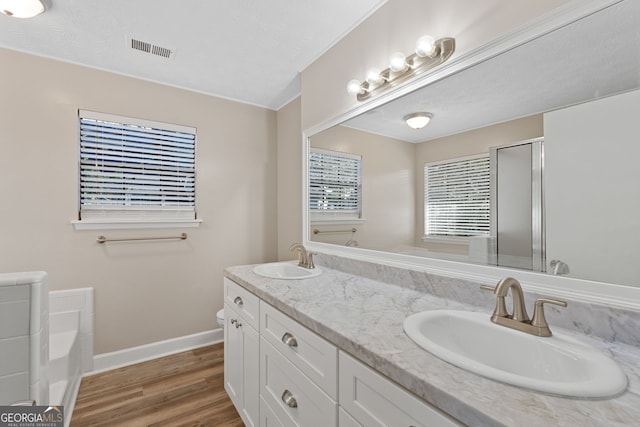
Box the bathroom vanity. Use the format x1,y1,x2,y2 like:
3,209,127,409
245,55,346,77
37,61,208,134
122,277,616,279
223,274,461,426
224,259,640,426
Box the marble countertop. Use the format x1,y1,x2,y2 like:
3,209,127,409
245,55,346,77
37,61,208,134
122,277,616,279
224,263,640,427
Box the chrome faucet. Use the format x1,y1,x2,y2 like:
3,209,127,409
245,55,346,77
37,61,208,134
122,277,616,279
481,277,567,337
289,243,315,269
550,259,570,275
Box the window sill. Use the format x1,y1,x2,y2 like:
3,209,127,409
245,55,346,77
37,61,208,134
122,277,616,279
72,219,203,231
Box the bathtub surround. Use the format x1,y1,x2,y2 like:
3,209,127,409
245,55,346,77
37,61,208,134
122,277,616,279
0,272,48,406
49,289,94,375
225,258,640,426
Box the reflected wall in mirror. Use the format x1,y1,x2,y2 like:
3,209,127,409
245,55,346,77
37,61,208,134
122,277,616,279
306,0,640,288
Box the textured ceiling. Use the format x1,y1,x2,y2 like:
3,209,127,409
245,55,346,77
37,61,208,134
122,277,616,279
0,0,386,109
343,0,640,142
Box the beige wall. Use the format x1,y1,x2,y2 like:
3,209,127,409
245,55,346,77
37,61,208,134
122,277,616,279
301,0,569,130
0,48,277,354
415,115,543,251
276,97,303,260
310,126,415,251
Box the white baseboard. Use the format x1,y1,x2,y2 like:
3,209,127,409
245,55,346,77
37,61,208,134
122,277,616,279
89,328,223,375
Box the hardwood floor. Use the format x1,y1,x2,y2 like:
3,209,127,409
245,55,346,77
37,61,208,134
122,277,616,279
71,343,244,427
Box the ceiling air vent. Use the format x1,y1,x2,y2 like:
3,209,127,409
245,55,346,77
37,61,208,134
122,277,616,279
130,38,173,59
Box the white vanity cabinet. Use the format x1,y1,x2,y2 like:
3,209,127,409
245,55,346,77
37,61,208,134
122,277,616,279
223,277,462,427
224,278,260,427
339,351,462,427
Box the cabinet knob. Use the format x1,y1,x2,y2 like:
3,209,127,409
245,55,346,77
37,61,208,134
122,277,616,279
281,389,298,408
233,296,244,307
230,318,237,325
281,332,298,348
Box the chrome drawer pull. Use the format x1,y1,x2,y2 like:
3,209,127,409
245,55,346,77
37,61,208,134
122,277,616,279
281,389,298,408
281,332,298,348
233,296,244,307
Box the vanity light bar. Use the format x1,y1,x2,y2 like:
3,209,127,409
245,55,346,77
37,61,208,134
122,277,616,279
347,36,456,102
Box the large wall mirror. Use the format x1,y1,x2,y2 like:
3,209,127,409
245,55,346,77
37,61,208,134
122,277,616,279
305,0,640,297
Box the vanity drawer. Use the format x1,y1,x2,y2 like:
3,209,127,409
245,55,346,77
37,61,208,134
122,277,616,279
339,351,462,427
224,278,259,329
260,301,338,398
261,338,337,427
260,395,286,426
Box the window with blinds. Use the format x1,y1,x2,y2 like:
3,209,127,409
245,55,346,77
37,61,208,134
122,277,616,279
309,148,362,220
78,110,196,221
424,155,490,237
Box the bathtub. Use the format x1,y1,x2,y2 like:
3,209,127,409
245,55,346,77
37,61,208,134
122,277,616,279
48,288,93,427
49,310,81,425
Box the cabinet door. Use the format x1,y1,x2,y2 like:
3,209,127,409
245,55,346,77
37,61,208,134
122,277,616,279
224,303,242,406
242,319,260,427
260,396,286,427
339,352,462,427
339,408,362,427
224,302,260,427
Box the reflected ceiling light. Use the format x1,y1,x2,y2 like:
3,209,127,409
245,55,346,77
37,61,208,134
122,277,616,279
347,35,455,102
404,112,433,130
0,0,45,18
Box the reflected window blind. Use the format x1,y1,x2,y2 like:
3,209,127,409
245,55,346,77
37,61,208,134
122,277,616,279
309,148,361,216
424,155,490,237
79,110,196,220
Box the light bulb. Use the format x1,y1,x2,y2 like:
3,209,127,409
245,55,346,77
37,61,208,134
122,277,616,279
404,112,433,130
415,35,436,58
0,0,45,18
389,52,408,73
365,68,384,86
347,79,364,95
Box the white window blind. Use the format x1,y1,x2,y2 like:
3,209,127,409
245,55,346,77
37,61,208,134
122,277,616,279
79,110,196,221
424,155,490,237
309,148,362,219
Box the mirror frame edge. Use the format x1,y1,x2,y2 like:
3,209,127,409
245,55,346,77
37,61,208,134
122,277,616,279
301,0,640,311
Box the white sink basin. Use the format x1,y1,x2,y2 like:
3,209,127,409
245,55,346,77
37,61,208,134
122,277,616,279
403,310,627,398
253,262,322,280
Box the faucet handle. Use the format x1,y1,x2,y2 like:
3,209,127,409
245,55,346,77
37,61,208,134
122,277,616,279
480,285,495,292
531,298,567,337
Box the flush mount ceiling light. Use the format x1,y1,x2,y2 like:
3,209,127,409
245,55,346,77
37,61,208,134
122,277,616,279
0,0,45,18
347,35,455,102
404,112,433,130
